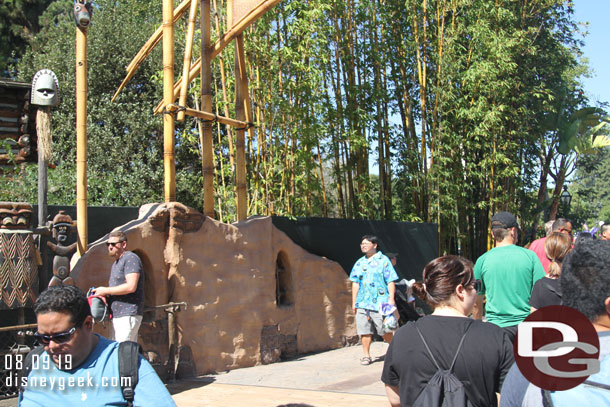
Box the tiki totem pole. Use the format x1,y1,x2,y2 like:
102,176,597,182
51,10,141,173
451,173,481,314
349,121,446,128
47,211,77,286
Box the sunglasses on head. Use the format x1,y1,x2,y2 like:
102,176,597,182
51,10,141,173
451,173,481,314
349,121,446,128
33,326,77,345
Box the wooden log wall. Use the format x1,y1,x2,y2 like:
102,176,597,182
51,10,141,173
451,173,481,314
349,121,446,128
0,79,37,166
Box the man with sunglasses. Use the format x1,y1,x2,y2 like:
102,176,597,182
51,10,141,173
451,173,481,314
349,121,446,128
92,231,144,342
19,285,175,406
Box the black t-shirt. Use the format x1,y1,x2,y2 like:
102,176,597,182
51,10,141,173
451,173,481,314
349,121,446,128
529,277,561,309
381,315,514,407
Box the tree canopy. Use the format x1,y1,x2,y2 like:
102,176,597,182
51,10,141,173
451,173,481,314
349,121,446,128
1,0,604,259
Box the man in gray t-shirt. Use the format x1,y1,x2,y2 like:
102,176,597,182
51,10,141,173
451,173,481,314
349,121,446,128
93,230,144,342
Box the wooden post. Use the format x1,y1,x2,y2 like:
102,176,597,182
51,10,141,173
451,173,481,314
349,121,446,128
76,26,88,256
37,107,50,288
234,34,248,221
163,0,176,202
201,0,214,217
167,308,177,381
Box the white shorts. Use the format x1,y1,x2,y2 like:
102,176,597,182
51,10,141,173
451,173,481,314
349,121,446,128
111,315,143,342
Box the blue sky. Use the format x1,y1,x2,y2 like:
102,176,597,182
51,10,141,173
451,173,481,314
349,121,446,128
573,1,610,106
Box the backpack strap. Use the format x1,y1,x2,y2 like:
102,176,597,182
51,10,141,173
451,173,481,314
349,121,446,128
415,321,470,373
118,341,140,407
583,379,610,391
448,328,469,372
415,324,442,371
541,390,554,407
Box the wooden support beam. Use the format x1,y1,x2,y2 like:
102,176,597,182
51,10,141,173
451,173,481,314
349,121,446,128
153,0,282,114
111,0,192,103
177,0,198,122
165,104,250,128
201,0,214,218
235,33,248,221
163,0,176,202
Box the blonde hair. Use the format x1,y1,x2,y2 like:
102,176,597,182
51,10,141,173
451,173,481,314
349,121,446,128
545,232,572,278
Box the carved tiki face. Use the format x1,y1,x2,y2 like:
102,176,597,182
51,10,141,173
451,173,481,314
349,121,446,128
73,1,93,28
51,211,74,243
0,202,33,229
31,69,60,107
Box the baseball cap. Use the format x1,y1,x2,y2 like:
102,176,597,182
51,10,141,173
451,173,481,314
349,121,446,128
385,252,398,258
491,211,519,229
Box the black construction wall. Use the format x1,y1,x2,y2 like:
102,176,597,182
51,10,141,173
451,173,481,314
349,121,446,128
271,216,438,281
34,205,140,244
32,206,438,285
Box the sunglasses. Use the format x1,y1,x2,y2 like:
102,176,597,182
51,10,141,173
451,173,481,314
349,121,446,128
33,326,77,345
106,241,122,247
472,279,482,292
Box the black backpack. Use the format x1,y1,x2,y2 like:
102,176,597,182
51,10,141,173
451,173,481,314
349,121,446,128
20,341,140,407
413,324,473,407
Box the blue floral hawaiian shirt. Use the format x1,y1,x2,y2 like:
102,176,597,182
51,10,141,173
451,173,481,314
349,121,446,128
349,251,399,311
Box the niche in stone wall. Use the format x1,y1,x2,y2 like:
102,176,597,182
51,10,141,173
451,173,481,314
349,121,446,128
275,251,293,307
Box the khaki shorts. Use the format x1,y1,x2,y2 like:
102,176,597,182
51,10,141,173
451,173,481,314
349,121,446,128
356,308,387,336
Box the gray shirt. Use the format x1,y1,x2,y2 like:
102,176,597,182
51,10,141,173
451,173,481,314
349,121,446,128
109,251,144,317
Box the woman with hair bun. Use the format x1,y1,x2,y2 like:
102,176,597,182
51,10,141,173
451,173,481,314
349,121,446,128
382,255,514,407
529,231,572,312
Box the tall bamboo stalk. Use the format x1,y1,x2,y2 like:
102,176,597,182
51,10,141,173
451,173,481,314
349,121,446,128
177,0,199,122
213,0,235,170
235,33,248,221
153,0,282,113
76,25,88,256
201,0,214,217
112,0,191,102
316,137,328,217
162,0,176,202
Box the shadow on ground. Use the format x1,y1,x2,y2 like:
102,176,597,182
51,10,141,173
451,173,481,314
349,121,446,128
167,376,216,395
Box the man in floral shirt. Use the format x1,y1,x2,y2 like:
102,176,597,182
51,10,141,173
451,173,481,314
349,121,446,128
349,235,399,365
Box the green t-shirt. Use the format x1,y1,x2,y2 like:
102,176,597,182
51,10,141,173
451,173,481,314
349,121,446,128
474,244,545,327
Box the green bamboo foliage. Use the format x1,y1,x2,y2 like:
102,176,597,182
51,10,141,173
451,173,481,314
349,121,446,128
6,0,592,259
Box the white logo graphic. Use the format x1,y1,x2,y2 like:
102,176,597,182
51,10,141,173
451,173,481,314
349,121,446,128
518,321,600,378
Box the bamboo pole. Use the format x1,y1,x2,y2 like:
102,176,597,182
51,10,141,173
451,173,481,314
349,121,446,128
165,105,248,128
213,0,235,170
201,0,214,217
163,0,176,202
76,25,88,256
153,0,282,114
235,33,248,221
177,0,199,122
240,36,255,214
237,36,255,160
112,0,191,102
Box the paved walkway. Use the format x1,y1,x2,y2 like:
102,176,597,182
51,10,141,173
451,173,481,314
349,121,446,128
1,342,390,407
168,342,390,407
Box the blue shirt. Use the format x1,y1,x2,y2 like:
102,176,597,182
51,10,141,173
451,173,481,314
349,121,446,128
19,335,176,407
349,252,399,311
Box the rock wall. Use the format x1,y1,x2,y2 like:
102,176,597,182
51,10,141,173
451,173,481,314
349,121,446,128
71,203,356,376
